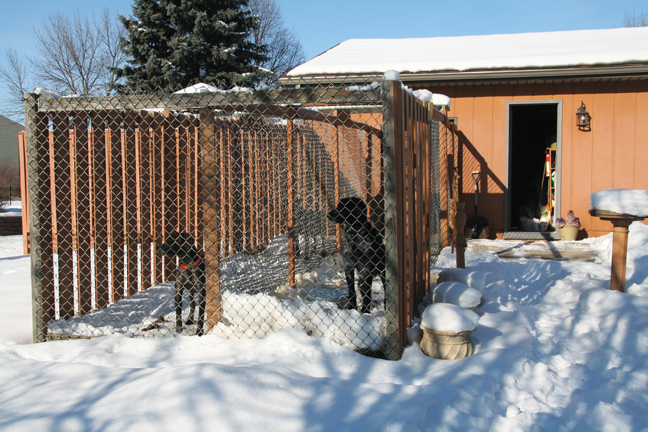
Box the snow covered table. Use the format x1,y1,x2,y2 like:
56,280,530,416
590,189,648,292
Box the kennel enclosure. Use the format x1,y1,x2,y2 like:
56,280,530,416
22,78,454,360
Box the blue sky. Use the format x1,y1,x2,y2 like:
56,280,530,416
0,0,646,121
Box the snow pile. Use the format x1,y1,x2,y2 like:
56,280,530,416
382,69,400,81
214,247,386,351
590,189,648,217
346,81,380,92
214,291,385,351
43,233,386,351
0,230,31,344
421,303,479,333
412,90,451,107
380,70,452,107
586,221,648,275
173,82,253,94
174,82,221,93
0,207,21,218
46,284,179,337
34,87,62,99
430,281,481,309
2,193,648,430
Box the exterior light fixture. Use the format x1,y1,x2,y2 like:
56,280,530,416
576,101,591,131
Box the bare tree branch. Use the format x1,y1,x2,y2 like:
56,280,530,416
30,8,126,96
248,0,305,87
32,12,101,95
0,48,31,122
97,8,128,94
623,9,648,27
0,8,126,121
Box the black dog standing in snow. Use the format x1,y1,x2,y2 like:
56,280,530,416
157,231,206,335
327,197,385,313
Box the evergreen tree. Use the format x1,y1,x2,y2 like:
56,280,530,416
115,0,267,92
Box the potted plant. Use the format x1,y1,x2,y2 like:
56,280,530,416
556,210,581,241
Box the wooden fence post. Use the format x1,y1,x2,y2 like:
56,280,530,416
286,118,296,289
455,201,467,268
24,94,54,342
334,126,341,251
200,109,222,331
18,132,30,255
381,79,404,361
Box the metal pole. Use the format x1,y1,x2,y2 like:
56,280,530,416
23,94,46,342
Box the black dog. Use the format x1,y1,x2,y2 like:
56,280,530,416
327,197,385,313
157,231,206,336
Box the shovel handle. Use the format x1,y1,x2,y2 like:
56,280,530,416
471,172,480,206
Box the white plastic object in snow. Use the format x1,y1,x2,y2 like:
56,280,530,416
436,268,486,293
431,281,481,310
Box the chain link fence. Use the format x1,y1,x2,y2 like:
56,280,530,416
23,77,448,359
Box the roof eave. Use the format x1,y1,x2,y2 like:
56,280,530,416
400,64,648,82
279,64,648,85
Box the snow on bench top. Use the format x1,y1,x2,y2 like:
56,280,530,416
590,189,648,217
421,303,479,333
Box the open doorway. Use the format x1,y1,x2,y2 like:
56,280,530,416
507,102,560,236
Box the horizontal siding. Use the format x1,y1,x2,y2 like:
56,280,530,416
421,80,648,238
0,115,25,167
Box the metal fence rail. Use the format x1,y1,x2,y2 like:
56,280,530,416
23,78,447,360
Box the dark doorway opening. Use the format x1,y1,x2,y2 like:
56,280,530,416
508,103,558,233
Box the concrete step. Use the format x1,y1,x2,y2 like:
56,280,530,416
466,239,597,262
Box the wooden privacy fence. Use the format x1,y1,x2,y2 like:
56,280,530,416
22,80,448,360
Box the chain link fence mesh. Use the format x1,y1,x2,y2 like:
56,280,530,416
23,78,447,359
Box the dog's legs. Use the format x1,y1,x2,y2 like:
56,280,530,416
197,285,206,336
345,265,357,311
174,287,183,333
196,267,206,336
186,293,196,326
357,269,373,314
380,271,386,311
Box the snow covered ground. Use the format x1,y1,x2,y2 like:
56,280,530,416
1,199,647,430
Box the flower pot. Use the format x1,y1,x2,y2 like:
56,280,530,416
420,325,475,360
559,225,579,241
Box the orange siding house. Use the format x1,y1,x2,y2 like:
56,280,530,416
283,27,648,239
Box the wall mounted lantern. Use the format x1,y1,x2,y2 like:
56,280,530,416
576,101,591,131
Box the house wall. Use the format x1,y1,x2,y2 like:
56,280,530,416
417,79,648,238
0,115,24,172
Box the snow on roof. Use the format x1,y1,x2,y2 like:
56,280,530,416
287,27,648,77
174,83,221,93
34,88,62,99
173,83,253,94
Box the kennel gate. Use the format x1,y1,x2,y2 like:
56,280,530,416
22,78,445,360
